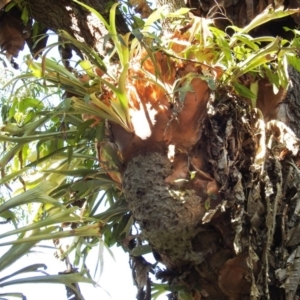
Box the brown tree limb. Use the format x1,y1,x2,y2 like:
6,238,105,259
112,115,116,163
25,0,129,54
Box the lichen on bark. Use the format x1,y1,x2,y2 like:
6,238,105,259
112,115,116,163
123,152,207,268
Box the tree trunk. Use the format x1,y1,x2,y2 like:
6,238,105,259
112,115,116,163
282,67,300,137
26,0,128,55
121,1,300,299
156,0,185,14
27,0,128,56
186,0,300,28
0,0,129,62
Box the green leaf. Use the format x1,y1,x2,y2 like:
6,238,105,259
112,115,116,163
0,271,96,297
73,0,109,29
130,244,152,256
42,169,99,176
0,168,30,186
277,55,289,88
233,82,256,100
0,181,61,216
151,283,169,300
0,264,47,283
18,97,44,112
241,6,300,34
59,31,106,71
4,2,16,12
232,33,260,51
250,81,259,107
178,290,194,300
67,146,73,165
0,129,77,143
210,27,232,66
233,37,281,79
21,6,29,25
109,2,119,38
142,6,166,32
287,54,300,73
0,292,26,299
166,7,190,18
79,60,95,77
0,229,41,272
0,223,102,246
0,207,80,240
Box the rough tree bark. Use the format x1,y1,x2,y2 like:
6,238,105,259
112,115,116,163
25,0,128,54
0,0,129,63
186,0,300,28
120,1,300,299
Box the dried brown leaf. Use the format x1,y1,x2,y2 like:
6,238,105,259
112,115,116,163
0,13,25,59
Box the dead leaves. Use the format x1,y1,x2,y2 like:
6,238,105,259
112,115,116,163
129,0,152,19
0,12,26,60
267,120,300,156
95,139,123,185
218,253,255,299
194,90,300,297
256,78,287,122
276,246,300,299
